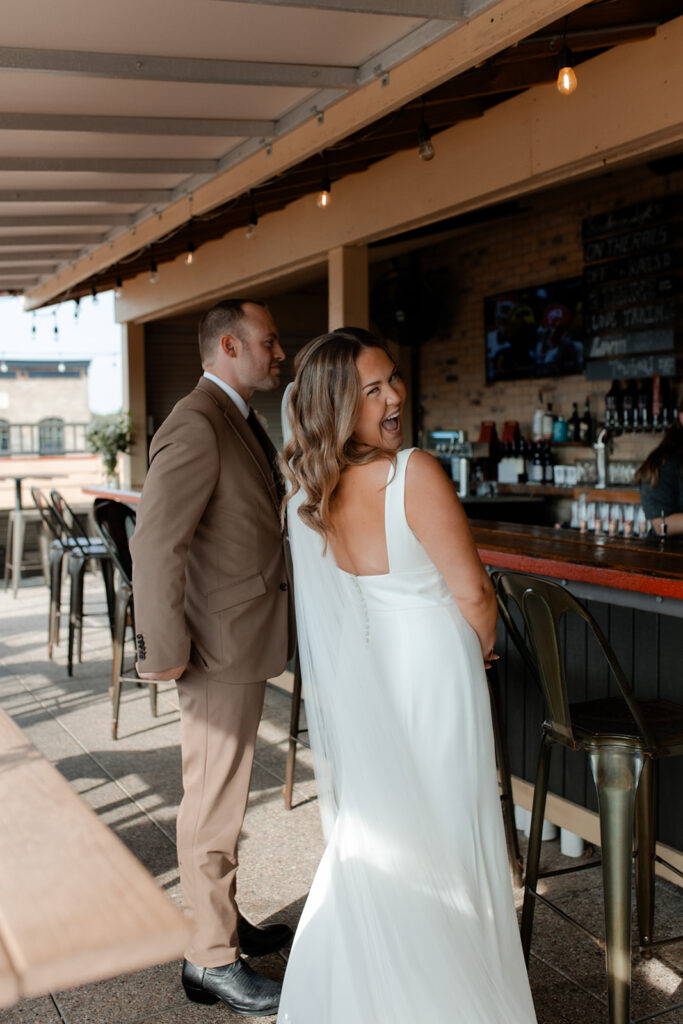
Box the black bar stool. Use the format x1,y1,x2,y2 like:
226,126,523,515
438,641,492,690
49,490,115,675
93,498,156,739
493,570,683,1024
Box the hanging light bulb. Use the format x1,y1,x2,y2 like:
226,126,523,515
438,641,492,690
417,118,435,162
91,285,99,305
31,314,36,336
317,170,332,209
74,297,80,320
184,241,196,266
53,311,59,340
114,276,123,299
246,207,258,240
149,261,159,284
556,17,577,96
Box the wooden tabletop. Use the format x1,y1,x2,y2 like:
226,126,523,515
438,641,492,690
472,519,683,600
82,485,142,505
0,709,187,1008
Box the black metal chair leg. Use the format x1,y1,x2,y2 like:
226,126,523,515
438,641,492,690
284,657,302,810
634,754,656,957
67,553,85,677
487,664,523,887
101,558,116,638
148,682,158,717
589,743,644,1024
521,732,553,963
48,542,63,658
110,585,130,739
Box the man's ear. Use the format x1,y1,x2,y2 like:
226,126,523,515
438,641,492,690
220,333,239,358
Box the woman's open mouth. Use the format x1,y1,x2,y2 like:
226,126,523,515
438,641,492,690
382,412,400,434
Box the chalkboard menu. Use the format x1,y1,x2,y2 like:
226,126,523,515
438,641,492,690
582,197,680,381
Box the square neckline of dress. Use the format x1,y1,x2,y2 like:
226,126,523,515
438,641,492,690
329,455,404,580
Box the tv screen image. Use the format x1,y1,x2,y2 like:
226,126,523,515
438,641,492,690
484,277,584,383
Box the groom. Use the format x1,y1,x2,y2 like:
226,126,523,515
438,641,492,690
131,299,294,1017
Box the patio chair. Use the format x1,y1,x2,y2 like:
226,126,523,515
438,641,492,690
492,570,683,1024
31,486,73,657
93,498,156,739
49,489,115,676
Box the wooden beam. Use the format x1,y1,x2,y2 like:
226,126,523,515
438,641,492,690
109,16,683,324
24,0,591,309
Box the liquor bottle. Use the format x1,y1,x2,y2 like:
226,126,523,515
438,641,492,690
636,378,651,433
532,392,544,442
542,402,554,441
529,443,544,483
652,374,662,433
542,442,554,484
568,401,581,442
552,413,568,443
605,380,620,432
579,397,593,443
622,379,637,433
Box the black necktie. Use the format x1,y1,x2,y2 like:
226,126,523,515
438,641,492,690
247,409,285,505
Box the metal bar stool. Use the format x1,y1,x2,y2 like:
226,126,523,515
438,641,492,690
93,498,156,739
31,486,74,657
3,506,49,596
493,570,683,1024
49,490,116,675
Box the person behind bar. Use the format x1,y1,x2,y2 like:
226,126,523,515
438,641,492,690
131,299,294,1017
636,409,683,537
277,328,537,1024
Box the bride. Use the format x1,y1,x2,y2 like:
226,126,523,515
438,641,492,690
278,328,537,1023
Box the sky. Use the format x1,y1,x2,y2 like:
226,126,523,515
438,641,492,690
0,292,123,414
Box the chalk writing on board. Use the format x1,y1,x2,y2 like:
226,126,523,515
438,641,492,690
587,329,674,359
586,277,675,310
584,251,675,286
587,302,676,334
582,199,673,240
583,225,673,264
585,354,676,381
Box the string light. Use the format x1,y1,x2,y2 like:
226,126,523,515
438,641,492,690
149,261,159,284
557,17,578,96
417,116,435,162
184,241,196,266
244,194,258,238
53,311,59,340
31,313,36,336
317,170,332,209
74,297,80,320
91,285,99,305
114,276,123,298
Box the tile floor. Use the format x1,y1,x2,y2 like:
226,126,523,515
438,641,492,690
0,574,681,1023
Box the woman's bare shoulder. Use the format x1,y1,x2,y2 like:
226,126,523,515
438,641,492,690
405,448,454,492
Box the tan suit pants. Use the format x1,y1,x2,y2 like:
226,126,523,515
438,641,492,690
176,662,266,967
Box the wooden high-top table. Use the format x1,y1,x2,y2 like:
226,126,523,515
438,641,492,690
0,709,188,1008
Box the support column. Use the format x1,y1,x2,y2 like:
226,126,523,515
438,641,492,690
328,245,369,331
121,322,147,488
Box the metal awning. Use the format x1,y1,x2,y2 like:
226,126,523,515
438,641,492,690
2,0,679,308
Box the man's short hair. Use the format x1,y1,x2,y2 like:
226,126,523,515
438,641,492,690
198,299,267,366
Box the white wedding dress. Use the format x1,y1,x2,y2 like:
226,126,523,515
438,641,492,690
279,448,537,1023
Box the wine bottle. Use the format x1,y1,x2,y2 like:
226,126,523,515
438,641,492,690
579,397,593,443
530,443,544,483
532,392,544,442
542,402,554,441
568,401,581,442
543,442,554,484
605,381,619,432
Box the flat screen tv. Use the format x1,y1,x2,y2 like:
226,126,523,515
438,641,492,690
484,276,584,383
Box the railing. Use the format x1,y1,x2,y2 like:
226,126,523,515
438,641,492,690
0,422,90,456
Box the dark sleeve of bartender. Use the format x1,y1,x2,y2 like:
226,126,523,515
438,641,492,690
639,460,683,537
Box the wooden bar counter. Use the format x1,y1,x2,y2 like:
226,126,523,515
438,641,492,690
473,520,683,882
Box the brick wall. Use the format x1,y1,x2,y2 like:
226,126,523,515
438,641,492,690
394,161,683,465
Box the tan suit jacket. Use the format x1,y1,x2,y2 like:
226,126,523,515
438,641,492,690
131,376,292,684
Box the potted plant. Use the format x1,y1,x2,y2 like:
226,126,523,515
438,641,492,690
85,411,133,486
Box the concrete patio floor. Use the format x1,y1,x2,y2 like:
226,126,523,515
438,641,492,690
0,573,681,1024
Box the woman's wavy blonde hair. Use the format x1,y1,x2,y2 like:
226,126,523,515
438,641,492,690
282,327,396,538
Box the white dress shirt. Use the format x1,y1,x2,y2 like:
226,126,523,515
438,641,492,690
203,371,249,420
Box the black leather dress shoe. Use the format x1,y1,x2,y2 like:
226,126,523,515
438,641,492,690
238,917,293,957
182,958,281,1016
